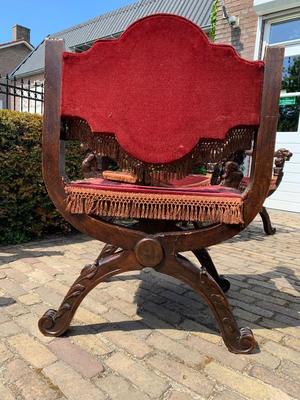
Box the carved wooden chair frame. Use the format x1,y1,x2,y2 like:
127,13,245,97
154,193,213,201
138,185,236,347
38,23,284,354
208,148,293,234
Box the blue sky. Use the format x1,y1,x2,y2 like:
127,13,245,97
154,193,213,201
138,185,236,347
1,0,134,47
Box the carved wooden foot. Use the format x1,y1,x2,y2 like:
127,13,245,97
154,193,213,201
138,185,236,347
193,248,230,292
39,250,138,336
160,255,257,354
260,206,276,235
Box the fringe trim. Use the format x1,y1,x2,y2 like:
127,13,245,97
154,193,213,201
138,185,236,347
63,118,255,184
65,186,244,224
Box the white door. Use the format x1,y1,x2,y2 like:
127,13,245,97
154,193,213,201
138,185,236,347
263,16,300,212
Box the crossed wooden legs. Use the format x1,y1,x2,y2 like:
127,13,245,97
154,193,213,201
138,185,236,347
39,242,257,354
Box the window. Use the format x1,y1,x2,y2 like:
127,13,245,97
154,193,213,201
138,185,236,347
269,18,300,44
264,15,300,133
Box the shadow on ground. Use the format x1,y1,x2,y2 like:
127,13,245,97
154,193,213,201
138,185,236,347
0,234,91,264
0,297,16,307
67,263,299,341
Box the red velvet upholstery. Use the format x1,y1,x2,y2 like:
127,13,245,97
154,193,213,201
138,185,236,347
67,177,241,198
61,14,264,164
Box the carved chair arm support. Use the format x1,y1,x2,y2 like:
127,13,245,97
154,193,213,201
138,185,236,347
241,46,284,226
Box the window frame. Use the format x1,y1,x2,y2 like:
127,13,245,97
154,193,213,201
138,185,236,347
262,11,300,133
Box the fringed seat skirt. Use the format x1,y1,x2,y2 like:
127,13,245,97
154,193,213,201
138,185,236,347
65,175,244,225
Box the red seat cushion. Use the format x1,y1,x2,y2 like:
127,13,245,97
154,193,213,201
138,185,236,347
240,176,277,191
65,177,244,224
61,14,264,164
67,177,241,197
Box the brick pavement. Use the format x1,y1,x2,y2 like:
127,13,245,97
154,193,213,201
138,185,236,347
0,209,299,400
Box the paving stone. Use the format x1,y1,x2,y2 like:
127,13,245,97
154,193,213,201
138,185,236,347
168,391,197,400
258,301,300,319
263,341,300,365
147,331,208,366
21,280,41,290
212,389,247,400
205,361,294,400
80,295,108,315
0,271,7,279
15,312,53,343
43,360,106,400
48,337,104,377
0,382,15,400
35,286,63,307
18,292,41,305
276,325,300,339
0,342,12,363
4,359,31,382
247,348,280,370
0,320,22,337
0,278,26,297
8,333,57,368
0,210,300,400
71,332,113,356
74,306,107,325
237,318,285,343
240,289,287,305
103,329,152,359
229,299,274,318
283,336,300,351
147,354,214,397
249,364,300,399
106,352,169,398
103,309,152,340
95,374,151,400
137,309,187,340
178,318,220,343
182,335,249,371
5,268,28,283
4,302,29,317
28,269,54,284
278,360,300,381
141,301,182,325
4,358,62,400
109,298,138,317
233,307,261,322
15,370,61,400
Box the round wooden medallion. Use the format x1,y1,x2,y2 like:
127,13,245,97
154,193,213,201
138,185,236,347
134,238,163,267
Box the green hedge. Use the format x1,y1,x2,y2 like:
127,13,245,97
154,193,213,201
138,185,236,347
0,110,81,245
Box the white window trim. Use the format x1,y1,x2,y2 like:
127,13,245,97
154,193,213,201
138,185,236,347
254,0,300,16
262,10,300,57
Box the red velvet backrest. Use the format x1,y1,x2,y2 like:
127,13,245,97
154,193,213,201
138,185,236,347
61,14,264,164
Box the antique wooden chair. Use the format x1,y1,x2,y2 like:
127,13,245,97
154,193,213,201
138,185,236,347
39,14,284,354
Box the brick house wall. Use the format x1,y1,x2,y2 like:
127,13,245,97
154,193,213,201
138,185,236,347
0,44,31,76
215,0,258,60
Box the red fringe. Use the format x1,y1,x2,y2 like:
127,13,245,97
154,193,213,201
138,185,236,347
63,118,255,184
65,186,244,225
